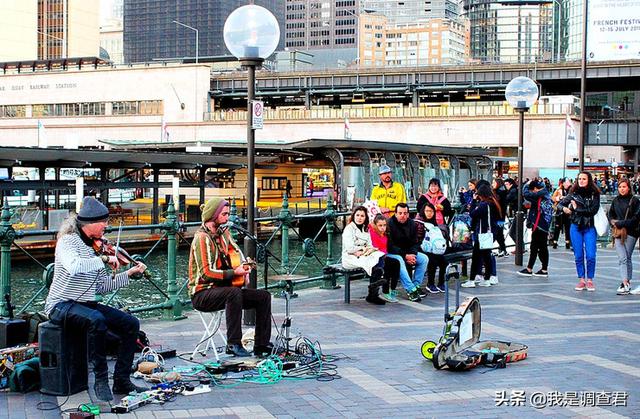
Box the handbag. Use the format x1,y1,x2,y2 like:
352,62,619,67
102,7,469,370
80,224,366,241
594,205,609,237
478,204,494,250
611,197,635,241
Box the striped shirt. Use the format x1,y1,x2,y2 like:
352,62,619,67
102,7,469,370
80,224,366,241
44,233,130,315
188,227,243,297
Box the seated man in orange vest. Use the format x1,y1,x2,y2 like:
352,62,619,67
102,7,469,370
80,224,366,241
188,198,272,357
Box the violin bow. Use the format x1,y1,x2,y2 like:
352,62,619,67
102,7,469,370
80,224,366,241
114,220,123,276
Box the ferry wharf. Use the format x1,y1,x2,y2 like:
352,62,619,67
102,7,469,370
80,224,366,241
6,247,639,419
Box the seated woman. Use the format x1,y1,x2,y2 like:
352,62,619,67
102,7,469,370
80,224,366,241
342,206,387,305
369,214,400,303
416,202,449,294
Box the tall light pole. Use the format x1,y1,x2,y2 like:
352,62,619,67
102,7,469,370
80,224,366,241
173,20,199,63
343,8,361,67
224,5,280,324
505,76,539,266
579,0,588,172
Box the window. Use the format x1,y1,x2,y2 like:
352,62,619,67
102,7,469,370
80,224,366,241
262,177,287,190
0,105,26,118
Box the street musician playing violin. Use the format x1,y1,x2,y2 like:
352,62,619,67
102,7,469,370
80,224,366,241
45,197,148,401
189,198,273,358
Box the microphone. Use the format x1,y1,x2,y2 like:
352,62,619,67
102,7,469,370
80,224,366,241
224,221,258,242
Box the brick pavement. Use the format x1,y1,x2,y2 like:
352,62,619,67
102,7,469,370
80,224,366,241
6,247,640,418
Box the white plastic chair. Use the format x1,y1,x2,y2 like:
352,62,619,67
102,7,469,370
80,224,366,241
189,310,227,361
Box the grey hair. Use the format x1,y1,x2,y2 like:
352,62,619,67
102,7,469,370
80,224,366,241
57,213,91,239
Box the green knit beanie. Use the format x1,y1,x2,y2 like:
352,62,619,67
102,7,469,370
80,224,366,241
200,197,229,223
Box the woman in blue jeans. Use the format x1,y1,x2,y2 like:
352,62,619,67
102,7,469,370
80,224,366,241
558,172,600,291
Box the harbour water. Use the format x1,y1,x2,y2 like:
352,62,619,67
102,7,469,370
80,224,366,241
10,237,338,318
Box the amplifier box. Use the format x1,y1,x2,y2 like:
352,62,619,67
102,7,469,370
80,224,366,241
0,319,28,349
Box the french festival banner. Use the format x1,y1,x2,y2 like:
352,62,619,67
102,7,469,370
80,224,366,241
588,0,640,61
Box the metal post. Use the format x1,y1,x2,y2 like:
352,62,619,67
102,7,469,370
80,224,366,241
242,58,262,326
39,168,48,230
162,200,186,320
279,194,291,273
515,109,525,266
0,200,15,317
229,198,239,241
325,198,335,265
579,0,588,172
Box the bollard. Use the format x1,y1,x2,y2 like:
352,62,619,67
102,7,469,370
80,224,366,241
321,198,339,289
161,200,186,320
279,194,292,274
0,200,15,317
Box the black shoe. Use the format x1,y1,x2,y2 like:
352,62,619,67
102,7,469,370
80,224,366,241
533,269,548,278
254,342,275,357
517,268,533,276
565,244,571,250
365,294,386,305
226,343,251,357
408,290,422,302
112,380,148,395
94,379,113,401
552,243,558,249
417,288,428,298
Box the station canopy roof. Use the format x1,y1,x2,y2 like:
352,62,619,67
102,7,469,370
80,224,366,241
99,138,493,157
0,146,274,169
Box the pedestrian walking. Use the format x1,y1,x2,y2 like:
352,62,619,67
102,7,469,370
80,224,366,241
607,178,640,295
558,172,600,292
551,178,572,249
517,180,553,278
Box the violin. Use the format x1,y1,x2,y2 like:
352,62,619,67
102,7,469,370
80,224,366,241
93,237,150,279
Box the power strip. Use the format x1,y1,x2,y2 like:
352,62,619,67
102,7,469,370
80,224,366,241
111,390,163,413
183,384,211,396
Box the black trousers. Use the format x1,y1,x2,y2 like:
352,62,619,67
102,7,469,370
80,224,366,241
192,287,272,346
552,213,571,244
495,222,507,253
528,229,549,270
49,301,139,383
471,242,492,280
382,256,400,293
426,253,446,287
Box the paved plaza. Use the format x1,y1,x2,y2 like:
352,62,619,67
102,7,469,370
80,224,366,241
5,247,640,418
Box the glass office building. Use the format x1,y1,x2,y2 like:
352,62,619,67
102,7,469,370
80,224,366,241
463,0,554,64
123,0,284,63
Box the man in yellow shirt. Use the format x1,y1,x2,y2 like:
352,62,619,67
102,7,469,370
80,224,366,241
370,165,407,216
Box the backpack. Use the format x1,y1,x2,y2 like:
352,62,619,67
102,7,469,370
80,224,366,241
530,197,554,232
421,223,447,255
450,214,472,245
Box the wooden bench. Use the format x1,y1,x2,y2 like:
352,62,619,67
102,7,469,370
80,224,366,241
322,264,369,303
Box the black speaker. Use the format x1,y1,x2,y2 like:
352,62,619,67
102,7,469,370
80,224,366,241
39,321,88,396
0,319,28,348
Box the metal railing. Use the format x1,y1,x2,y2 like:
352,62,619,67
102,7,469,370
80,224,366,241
0,196,348,320
205,103,577,122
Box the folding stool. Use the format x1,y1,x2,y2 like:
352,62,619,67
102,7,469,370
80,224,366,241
189,310,227,361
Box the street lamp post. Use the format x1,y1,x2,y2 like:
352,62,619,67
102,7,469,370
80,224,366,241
173,20,199,63
224,5,280,324
505,76,539,266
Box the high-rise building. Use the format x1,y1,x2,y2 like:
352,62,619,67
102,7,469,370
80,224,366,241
463,0,554,63
100,0,124,64
123,0,285,64
38,0,100,60
0,0,100,62
360,14,469,67
361,0,460,23
284,0,360,50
